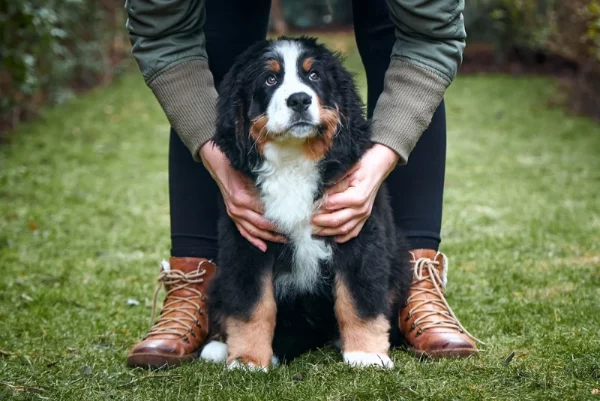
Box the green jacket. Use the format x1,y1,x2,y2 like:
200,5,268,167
125,0,466,164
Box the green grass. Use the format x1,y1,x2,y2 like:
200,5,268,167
1,35,599,400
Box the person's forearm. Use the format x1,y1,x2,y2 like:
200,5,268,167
371,0,466,164
126,0,217,161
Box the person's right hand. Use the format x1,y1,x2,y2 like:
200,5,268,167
199,141,285,252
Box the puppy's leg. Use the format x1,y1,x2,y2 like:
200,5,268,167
225,271,277,371
334,274,393,368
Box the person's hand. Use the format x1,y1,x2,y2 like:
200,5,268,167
312,144,399,243
199,142,285,252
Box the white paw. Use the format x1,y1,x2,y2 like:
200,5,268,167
343,352,394,369
199,341,228,363
271,355,280,367
227,359,268,372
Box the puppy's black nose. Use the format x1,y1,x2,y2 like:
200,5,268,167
287,92,312,112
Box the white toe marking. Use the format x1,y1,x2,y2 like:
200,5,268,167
227,359,269,372
343,352,394,369
199,341,228,363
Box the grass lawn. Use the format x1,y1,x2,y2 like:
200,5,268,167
1,34,599,400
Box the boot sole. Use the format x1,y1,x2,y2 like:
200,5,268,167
127,351,199,369
409,346,477,360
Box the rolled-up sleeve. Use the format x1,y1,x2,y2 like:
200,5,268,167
371,0,466,164
126,0,217,160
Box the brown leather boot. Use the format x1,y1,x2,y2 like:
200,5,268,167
399,249,480,358
127,257,216,369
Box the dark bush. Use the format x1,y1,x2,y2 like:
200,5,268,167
0,0,131,133
464,0,600,119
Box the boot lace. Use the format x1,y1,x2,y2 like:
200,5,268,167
145,261,208,339
407,257,483,344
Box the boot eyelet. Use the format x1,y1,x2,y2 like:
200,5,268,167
416,329,423,336
404,312,411,321
182,336,190,343
409,323,415,332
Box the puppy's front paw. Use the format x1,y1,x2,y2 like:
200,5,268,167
227,358,269,372
343,352,394,369
199,341,228,363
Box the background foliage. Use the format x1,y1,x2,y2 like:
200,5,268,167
1,0,599,133
462,0,600,117
0,0,130,132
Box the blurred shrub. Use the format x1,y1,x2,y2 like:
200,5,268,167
0,0,130,132
464,0,600,118
279,0,352,29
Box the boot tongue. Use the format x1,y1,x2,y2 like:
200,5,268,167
162,257,205,298
410,249,445,291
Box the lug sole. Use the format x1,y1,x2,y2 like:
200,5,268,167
126,351,199,369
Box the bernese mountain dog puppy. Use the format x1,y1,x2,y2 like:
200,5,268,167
200,37,411,370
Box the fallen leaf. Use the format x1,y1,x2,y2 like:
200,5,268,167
21,293,33,302
82,365,92,375
503,351,515,366
592,389,600,395
127,298,140,306
0,381,45,393
0,348,13,357
28,222,38,231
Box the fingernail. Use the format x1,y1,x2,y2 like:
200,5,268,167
259,243,267,252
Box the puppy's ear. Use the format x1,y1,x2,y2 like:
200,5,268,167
325,51,363,118
213,64,250,171
213,40,271,172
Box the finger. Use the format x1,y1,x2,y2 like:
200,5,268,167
244,209,279,233
323,188,366,211
232,190,264,214
236,223,267,252
239,219,286,244
326,176,351,196
334,217,367,243
312,216,362,237
312,207,358,228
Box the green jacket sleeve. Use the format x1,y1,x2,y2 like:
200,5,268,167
125,0,217,161
371,0,466,164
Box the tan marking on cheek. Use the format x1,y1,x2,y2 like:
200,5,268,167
302,57,314,72
225,273,276,367
249,114,272,153
267,59,281,73
334,276,390,354
302,106,340,160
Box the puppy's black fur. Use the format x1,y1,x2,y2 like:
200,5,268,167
207,37,411,362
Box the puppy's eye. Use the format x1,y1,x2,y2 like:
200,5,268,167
309,71,319,81
266,75,278,86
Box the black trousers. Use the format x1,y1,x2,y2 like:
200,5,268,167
169,0,446,260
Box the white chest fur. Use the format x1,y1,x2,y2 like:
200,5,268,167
254,141,332,296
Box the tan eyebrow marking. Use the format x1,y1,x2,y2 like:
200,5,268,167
302,57,314,72
266,59,281,73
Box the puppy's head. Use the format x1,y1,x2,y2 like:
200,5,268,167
214,37,364,173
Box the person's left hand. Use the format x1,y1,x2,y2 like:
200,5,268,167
312,143,400,243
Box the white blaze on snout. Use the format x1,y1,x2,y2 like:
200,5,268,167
265,41,320,135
